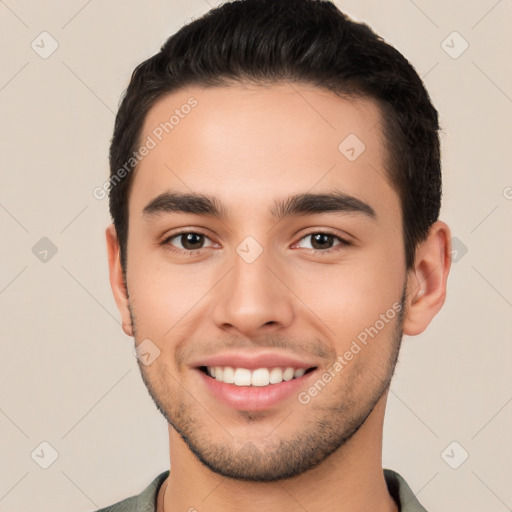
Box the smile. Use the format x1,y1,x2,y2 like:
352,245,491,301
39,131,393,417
200,365,316,387
195,364,319,411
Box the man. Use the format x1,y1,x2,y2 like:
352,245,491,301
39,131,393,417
100,0,451,510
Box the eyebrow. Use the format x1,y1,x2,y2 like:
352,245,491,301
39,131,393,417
142,190,377,222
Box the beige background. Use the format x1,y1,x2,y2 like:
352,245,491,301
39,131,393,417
1,0,511,511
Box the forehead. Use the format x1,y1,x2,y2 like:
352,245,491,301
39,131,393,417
128,83,399,223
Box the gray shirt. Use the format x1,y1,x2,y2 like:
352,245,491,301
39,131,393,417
95,468,428,511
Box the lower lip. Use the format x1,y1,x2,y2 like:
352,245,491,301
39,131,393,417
195,368,317,411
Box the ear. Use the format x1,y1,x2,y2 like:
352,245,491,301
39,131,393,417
106,224,134,337
403,220,452,336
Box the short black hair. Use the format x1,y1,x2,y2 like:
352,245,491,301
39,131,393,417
108,0,441,275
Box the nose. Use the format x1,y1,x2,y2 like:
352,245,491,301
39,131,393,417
212,247,295,337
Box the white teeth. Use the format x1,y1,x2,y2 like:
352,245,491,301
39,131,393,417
251,368,270,387
269,367,283,384
222,366,235,384
234,368,252,386
294,368,306,378
282,367,294,381
205,365,311,386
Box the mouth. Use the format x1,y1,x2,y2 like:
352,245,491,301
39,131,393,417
198,365,317,387
194,364,319,411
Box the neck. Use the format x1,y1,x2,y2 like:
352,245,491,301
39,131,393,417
161,392,397,512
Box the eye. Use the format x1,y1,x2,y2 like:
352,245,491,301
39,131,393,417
162,231,217,253
161,229,351,255
294,231,350,253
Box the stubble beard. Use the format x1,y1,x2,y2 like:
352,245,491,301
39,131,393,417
129,290,406,482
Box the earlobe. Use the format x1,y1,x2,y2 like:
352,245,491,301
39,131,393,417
402,220,452,336
105,224,134,337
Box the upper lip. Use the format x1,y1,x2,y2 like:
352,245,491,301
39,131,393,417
191,351,319,370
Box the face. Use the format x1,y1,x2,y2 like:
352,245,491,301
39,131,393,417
117,83,409,481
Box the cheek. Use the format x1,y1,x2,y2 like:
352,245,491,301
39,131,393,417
305,271,403,379
127,252,226,343
288,248,404,346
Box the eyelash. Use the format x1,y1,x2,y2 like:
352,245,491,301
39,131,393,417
160,229,351,256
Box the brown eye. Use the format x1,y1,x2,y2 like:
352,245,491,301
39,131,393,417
310,233,336,250
179,233,205,250
296,231,350,253
163,231,216,253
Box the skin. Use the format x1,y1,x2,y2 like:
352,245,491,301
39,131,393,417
106,83,451,512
